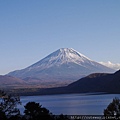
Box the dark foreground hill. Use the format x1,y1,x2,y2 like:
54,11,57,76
12,70,120,96
67,70,120,93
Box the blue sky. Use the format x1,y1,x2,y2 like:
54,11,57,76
0,0,120,75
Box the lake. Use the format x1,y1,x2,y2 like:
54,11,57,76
19,93,120,115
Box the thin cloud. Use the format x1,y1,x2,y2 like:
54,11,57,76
99,61,120,70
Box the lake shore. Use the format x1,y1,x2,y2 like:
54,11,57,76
7,85,120,97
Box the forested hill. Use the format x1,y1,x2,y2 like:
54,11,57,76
67,70,120,93
10,70,120,96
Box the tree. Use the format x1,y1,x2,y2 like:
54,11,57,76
0,90,21,117
24,102,54,120
104,97,120,118
55,114,70,120
0,110,7,120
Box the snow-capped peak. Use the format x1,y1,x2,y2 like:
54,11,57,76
55,48,91,62
59,48,91,60
28,48,92,70
8,48,115,81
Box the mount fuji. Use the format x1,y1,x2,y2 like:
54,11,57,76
8,48,115,86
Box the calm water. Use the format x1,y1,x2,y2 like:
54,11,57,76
19,93,120,115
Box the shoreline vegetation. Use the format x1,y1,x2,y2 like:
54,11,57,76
6,86,120,96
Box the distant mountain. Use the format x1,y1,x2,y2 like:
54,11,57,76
0,75,27,88
15,70,120,96
8,48,115,86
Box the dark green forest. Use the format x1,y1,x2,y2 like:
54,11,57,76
0,90,120,120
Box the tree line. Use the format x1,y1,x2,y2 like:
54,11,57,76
0,90,120,120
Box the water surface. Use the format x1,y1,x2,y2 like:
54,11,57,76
19,93,120,115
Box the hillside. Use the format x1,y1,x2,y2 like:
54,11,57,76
67,70,120,93
11,70,120,96
0,75,27,89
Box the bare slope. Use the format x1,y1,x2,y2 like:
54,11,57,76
0,75,27,88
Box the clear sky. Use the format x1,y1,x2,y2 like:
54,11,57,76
0,0,120,75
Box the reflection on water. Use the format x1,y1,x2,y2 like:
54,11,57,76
19,93,120,115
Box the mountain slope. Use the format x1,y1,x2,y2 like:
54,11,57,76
15,70,120,96
0,75,27,88
67,70,120,93
8,48,115,86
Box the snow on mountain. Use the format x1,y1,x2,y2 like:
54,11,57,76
27,48,92,70
8,48,115,86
